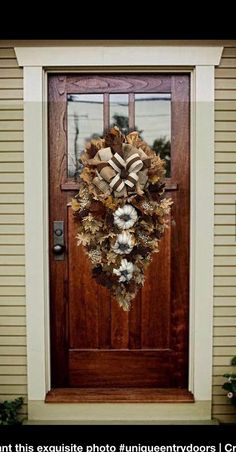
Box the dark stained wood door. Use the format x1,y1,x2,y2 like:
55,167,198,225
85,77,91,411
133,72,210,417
48,74,190,397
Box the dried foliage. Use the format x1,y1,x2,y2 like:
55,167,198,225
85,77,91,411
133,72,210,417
72,128,172,310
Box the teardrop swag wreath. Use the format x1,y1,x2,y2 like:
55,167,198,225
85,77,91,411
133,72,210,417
71,127,172,311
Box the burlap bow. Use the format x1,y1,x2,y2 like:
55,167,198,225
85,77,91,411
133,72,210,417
88,144,151,197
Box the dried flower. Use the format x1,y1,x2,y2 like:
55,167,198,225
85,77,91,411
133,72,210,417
114,205,138,229
88,249,102,265
113,232,134,255
227,392,234,399
113,259,134,282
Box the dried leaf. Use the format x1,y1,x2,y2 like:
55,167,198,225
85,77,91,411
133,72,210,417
71,198,80,212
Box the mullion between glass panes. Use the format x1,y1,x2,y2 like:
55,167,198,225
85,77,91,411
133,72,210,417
129,93,135,131
103,93,110,133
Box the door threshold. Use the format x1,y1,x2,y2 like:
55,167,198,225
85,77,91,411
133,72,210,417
45,388,194,403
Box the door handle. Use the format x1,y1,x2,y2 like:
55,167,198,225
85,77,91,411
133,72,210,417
53,221,65,260
53,244,65,255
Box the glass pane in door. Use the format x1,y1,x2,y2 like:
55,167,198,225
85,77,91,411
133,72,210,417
135,93,171,177
110,94,129,135
67,94,103,178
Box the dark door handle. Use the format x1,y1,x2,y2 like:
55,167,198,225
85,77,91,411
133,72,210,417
53,244,65,255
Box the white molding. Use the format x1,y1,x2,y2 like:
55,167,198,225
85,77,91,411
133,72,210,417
190,66,215,400
23,67,47,400
15,46,222,67
16,45,223,421
28,400,211,423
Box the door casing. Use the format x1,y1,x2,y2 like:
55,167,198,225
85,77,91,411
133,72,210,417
15,43,222,421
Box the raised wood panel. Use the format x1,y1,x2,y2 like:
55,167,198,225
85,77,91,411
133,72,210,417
68,209,172,351
141,225,171,349
66,75,172,94
69,350,174,388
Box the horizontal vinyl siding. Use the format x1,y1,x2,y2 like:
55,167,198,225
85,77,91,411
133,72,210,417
1,42,236,424
0,46,27,416
213,45,236,424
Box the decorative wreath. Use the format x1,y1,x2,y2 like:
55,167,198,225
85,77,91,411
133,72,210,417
72,127,172,311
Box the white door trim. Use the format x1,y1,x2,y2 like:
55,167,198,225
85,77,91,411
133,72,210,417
15,45,223,422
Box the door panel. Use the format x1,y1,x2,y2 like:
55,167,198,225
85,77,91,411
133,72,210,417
48,74,190,393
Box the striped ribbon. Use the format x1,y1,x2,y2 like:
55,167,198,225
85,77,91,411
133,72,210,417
106,152,143,192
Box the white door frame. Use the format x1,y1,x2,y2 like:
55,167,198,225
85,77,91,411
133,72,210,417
15,45,223,422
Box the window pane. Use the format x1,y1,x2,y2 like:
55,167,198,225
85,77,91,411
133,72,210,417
110,94,129,135
67,94,103,178
135,93,171,177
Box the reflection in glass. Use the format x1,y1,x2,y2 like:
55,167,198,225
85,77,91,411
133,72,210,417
110,94,129,135
135,94,171,177
67,94,103,178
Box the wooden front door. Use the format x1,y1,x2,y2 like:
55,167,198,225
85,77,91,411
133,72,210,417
48,74,190,400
